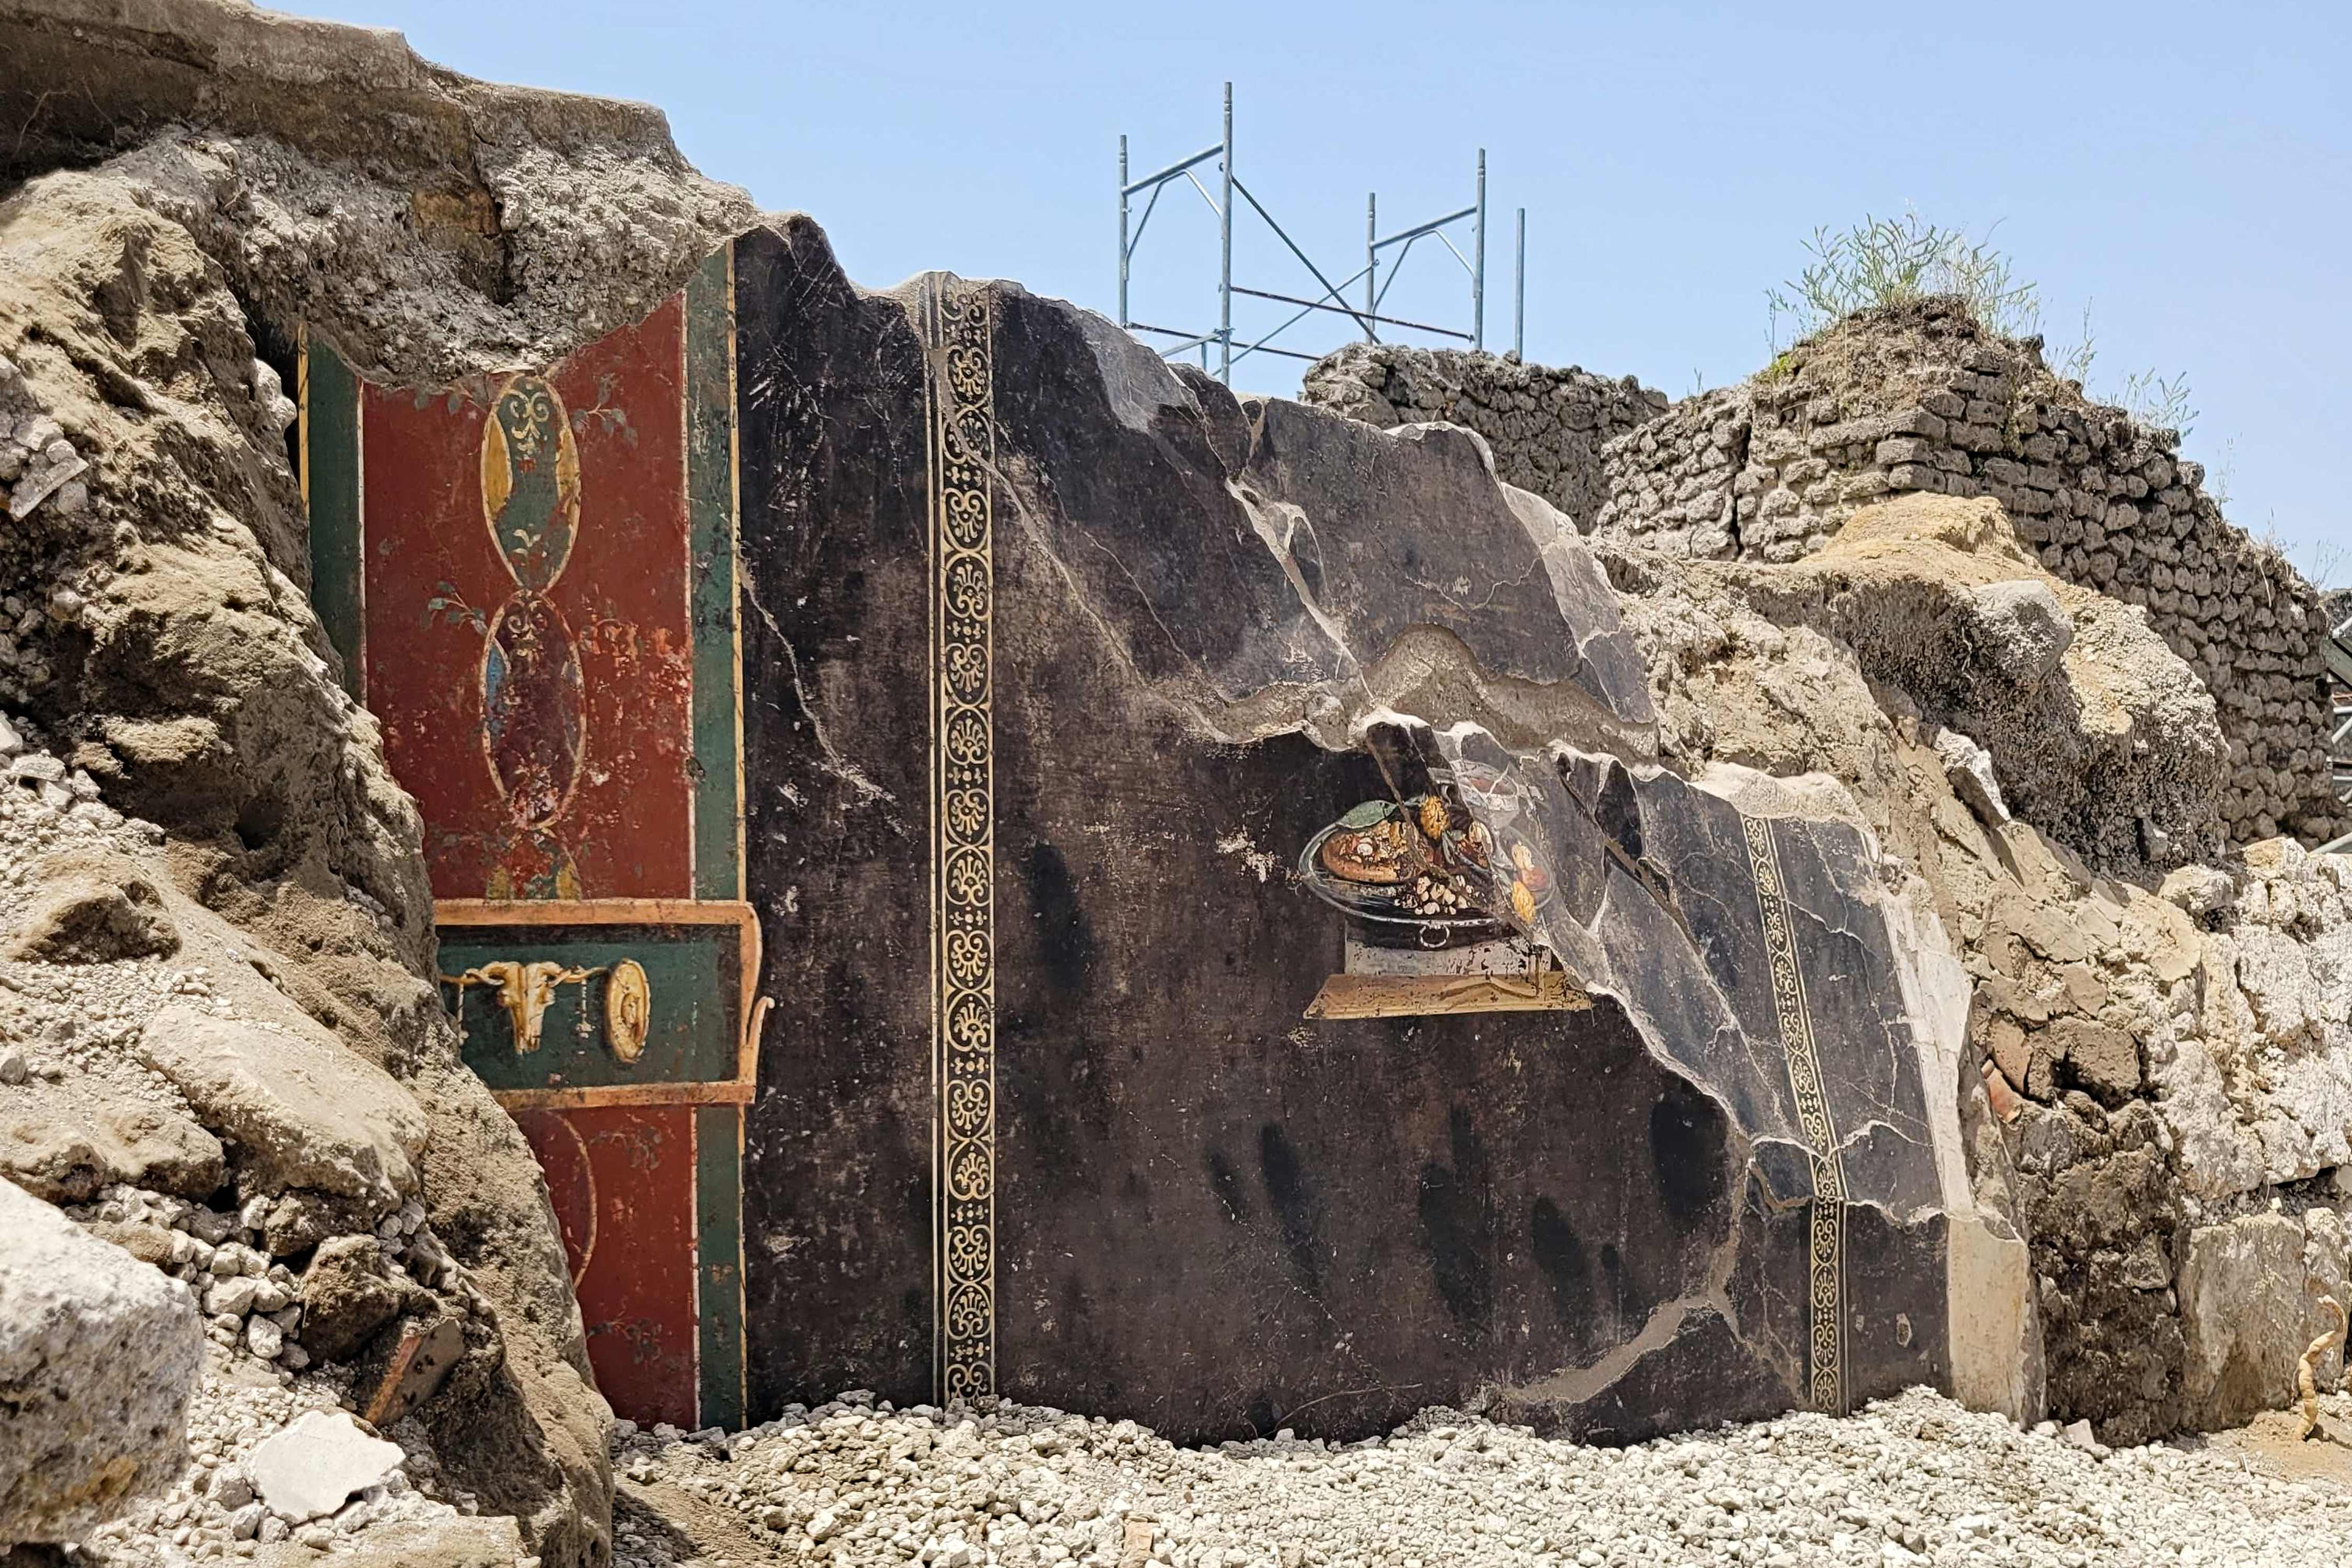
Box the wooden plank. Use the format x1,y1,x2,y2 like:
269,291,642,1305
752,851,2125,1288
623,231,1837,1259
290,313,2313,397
2324,624,2352,689
1303,970,1593,1020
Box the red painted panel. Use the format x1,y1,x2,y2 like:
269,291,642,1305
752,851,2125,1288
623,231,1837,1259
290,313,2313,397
513,1104,699,1429
360,297,696,900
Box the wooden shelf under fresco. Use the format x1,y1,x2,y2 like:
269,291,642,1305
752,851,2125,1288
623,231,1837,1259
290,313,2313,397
1302,971,1596,1020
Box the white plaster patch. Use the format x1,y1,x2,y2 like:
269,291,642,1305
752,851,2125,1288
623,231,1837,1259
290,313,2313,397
1214,831,1279,884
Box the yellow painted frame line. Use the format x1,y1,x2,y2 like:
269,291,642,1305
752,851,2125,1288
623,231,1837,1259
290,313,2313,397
490,1080,755,1111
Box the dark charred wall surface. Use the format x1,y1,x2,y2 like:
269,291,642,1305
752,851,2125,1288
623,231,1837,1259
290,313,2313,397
731,220,1961,1444
735,220,936,1410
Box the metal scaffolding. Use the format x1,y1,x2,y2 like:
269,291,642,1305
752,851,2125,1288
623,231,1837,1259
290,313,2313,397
1119,84,1523,384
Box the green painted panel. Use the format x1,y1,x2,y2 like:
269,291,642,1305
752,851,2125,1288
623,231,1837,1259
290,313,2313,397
695,1102,745,1428
303,337,365,701
685,246,742,901
437,921,740,1091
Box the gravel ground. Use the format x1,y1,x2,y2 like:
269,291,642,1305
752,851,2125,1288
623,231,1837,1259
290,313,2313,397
614,1387,2352,1568
74,1342,479,1564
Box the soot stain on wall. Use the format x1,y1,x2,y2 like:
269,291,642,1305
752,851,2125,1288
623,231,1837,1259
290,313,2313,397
1259,1124,1324,1295
1417,1105,1499,1346
1024,840,1095,994
1651,1075,1729,1226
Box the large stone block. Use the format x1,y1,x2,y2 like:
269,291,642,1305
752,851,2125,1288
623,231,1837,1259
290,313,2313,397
135,1003,426,1210
2178,1213,2308,1427
1945,1212,2042,1424
0,1085,224,1204
0,1177,202,1544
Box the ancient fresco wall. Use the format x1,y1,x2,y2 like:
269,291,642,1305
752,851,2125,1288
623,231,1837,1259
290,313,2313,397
729,218,2008,1444
358,314,697,901
300,249,757,1429
301,217,2013,1446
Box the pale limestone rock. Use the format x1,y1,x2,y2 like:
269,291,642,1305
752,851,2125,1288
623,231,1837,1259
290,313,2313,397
2272,1053,2352,1181
136,1003,427,1209
2160,864,2234,917
2244,838,2309,878
2178,1214,2309,1427
2116,893,2200,986
0,1177,203,1543
246,1410,405,1523
0,1089,225,1205
2195,934,2261,1055
1932,728,2009,825
2148,1033,2267,1202
2235,926,2318,1045
1944,1213,2040,1424
203,1275,262,1318
2305,1208,2350,1391
327,1514,527,1566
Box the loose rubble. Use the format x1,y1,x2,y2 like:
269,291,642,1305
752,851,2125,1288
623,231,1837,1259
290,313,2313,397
1599,493,2352,1445
612,1387,2352,1568
75,1340,492,1565
0,714,550,1563
5,5,2351,1566
3,22,629,1536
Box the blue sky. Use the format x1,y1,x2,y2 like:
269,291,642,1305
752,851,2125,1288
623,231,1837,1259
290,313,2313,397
306,1,2351,579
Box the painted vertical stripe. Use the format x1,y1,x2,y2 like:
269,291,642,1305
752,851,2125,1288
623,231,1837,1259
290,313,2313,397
694,1102,746,1428
1740,814,1849,1415
926,279,997,1403
686,246,743,901
302,335,366,702
727,245,747,903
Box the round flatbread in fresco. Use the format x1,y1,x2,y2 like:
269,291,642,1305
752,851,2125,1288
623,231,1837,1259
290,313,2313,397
1319,805,1418,885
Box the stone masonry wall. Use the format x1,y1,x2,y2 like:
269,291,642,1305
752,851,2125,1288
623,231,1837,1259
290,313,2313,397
1985,839,2352,1442
1307,303,2337,847
1585,386,1749,559
1300,344,1666,529
1595,300,2336,848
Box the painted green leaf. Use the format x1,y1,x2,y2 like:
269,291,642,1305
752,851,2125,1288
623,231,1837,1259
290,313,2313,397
1337,800,1396,829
